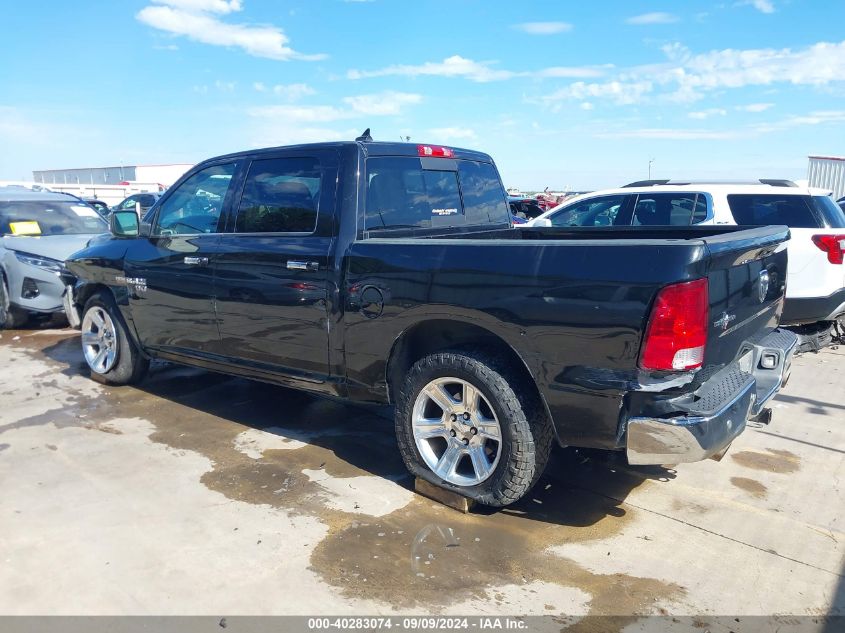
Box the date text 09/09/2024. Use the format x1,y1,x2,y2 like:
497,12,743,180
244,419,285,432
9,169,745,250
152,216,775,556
307,617,527,630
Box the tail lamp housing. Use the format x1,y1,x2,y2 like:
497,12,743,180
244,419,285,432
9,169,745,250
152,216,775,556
640,278,709,371
811,235,845,265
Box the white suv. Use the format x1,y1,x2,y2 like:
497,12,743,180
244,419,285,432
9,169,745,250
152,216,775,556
528,180,845,331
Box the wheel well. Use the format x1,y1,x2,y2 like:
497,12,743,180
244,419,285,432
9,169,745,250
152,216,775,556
386,320,549,415
76,283,111,310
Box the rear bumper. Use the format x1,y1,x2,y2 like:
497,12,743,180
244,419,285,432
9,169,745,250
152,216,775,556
626,328,797,465
781,288,845,325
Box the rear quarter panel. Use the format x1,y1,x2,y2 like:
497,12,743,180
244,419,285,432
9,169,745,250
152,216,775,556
783,227,845,299
343,237,709,449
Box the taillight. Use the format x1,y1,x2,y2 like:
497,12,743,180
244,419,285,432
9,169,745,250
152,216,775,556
418,145,454,158
811,235,845,264
640,278,709,371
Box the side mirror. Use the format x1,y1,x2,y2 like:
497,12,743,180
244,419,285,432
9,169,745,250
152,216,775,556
110,210,140,237
533,218,553,228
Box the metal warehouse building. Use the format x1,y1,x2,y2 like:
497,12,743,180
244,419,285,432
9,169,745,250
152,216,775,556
807,155,845,200
33,163,193,187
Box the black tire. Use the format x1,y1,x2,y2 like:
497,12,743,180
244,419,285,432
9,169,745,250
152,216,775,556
395,350,554,507
0,273,28,329
81,293,148,385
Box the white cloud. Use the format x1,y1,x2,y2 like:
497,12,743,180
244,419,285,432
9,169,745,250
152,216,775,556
534,65,612,78
347,55,605,83
626,12,679,25
542,80,654,106
736,103,774,112
272,83,316,101
348,55,513,82
152,0,243,13
751,110,845,133
248,105,346,123
688,108,727,119
343,91,422,115
427,127,477,142
214,80,235,91
514,22,573,35
737,0,776,14
252,82,315,100
136,2,326,61
597,128,739,140
249,91,422,123
540,39,845,107
592,110,845,142
580,102,594,110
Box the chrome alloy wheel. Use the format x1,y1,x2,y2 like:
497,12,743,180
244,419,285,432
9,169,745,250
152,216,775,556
412,377,502,486
81,306,118,374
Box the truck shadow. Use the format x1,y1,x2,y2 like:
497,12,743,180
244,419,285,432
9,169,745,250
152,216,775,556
40,335,675,530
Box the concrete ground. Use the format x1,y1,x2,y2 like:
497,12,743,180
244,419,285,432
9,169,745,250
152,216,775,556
0,326,843,619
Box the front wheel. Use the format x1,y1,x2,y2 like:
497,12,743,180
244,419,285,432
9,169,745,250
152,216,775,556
81,294,148,385
0,274,29,329
395,351,553,507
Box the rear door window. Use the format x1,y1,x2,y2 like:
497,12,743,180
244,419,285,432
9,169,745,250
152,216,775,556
727,194,820,228
632,193,703,226
549,195,628,227
365,157,507,231
235,157,322,233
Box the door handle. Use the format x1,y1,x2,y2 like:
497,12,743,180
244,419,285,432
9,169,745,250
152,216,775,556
287,260,320,272
183,256,209,266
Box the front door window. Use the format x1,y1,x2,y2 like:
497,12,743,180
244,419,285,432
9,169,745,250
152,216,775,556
154,163,236,235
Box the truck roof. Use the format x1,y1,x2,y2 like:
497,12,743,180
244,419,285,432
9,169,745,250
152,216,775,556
203,140,494,167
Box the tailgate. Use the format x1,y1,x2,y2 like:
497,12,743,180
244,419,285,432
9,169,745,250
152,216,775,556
702,226,790,368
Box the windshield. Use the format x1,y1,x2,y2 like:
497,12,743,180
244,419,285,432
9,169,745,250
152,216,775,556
0,200,107,236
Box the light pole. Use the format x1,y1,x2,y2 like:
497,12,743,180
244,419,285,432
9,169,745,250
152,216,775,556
648,158,655,179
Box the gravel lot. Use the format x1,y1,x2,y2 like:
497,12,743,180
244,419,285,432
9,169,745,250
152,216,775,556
0,326,843,619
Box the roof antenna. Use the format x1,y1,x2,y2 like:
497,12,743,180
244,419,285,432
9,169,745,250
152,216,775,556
356,128,373,142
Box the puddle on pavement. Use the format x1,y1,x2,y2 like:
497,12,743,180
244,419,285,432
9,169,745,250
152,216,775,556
6,332,686,615
729,477,768,498
731,448,801,474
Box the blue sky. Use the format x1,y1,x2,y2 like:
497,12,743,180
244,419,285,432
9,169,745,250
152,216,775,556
1,0,844,190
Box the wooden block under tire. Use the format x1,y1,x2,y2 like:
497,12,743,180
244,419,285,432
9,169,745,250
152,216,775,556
414,477,476,513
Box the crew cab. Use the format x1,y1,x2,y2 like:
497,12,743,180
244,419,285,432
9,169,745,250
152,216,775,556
62,140,797,506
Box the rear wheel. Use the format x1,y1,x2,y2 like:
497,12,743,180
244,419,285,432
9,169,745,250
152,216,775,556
0,273,28,329
395,350,553,507
81,294,148,385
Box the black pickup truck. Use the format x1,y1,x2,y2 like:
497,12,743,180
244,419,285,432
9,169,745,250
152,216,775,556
62,139,797,506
